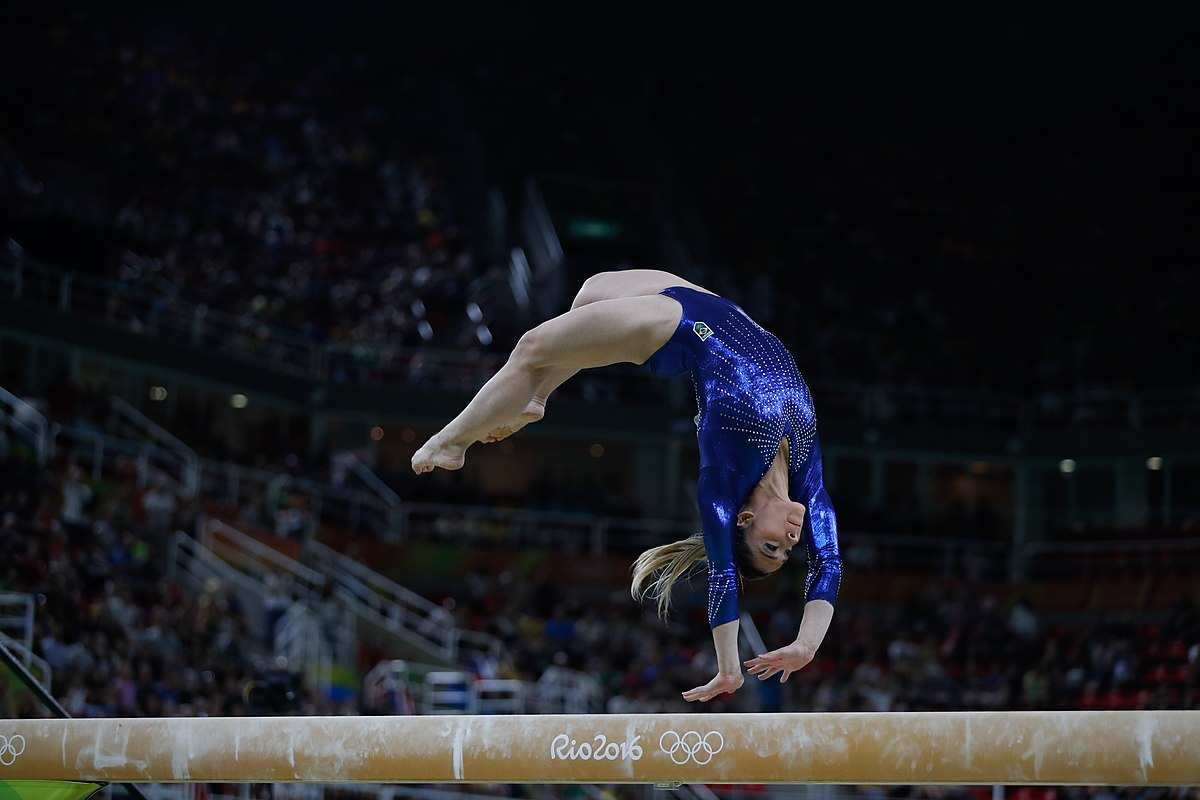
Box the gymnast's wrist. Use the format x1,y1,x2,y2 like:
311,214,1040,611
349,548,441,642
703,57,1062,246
792,638,820,655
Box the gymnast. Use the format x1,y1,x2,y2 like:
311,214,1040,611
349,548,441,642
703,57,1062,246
412,269,842,702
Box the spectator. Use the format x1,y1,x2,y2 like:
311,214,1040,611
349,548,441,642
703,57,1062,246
58,463,93,542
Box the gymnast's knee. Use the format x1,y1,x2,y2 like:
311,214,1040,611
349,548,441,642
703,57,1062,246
571,271,623,309
509,325,559,377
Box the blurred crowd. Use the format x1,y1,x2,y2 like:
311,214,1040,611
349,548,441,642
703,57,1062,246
3,377,1198,800
3,5,1198,406
4,431,1197,726
434,565,1199,717
0,4,516,362
463,52,1200,399
0,451,324,720
2,9,1198,800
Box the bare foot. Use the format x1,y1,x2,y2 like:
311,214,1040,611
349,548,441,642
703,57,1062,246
411,435,467,474
480,400,545,443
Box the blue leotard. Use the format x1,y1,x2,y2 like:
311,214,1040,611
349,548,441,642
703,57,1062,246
644,286,843,628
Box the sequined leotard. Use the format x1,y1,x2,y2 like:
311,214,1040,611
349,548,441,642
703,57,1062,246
644,286,843,628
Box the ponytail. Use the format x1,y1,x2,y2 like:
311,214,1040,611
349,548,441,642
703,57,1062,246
630,533,707,620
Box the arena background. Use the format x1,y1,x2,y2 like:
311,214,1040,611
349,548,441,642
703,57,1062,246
1,3,1197,800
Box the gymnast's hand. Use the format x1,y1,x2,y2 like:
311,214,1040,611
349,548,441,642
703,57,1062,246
744,641,817,683
682,671,744,703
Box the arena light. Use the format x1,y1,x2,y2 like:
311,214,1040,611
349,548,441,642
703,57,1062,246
230,394,248,409
1058,458,1076,474
148,386,168,402
1146,456,1163,471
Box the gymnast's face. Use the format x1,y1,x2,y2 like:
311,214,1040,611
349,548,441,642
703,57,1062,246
737,501,805,575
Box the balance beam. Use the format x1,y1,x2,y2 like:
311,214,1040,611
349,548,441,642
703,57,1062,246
1,712,1197,785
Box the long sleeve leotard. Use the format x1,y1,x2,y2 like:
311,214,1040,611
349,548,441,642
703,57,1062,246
644,286,843,628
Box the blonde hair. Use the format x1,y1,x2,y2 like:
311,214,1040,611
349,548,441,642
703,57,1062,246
630,533,707,620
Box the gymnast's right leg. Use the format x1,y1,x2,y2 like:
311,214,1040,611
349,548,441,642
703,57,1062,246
411,292,682,473
480,269,705,443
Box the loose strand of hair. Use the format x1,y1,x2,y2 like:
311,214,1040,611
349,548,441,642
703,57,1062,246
630,533,707,620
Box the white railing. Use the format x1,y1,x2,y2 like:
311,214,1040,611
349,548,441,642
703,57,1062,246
29,386,1188,585
0,250,505,389
521,176,565,276
110,396,200,496
200,519,356,662
0,634,50,690
306,539,502,665
0,592,35,656
416,671,544,715
55,422,189,496
199,457,392,541
399,500,693,557
0,384,52,464
0,592,53,690
202,519,326,584
508,246,532,314
199,524,508,672
362,659,417,715
170,529,271,645
420,670,477,714
330,451,403,539
531,665,604,714
362,660,594,717
473,679,526,714
9,251,1195,428
274,602,336,701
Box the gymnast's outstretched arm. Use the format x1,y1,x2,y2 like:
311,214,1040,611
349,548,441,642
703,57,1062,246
746,440,842,683
681,619,744,702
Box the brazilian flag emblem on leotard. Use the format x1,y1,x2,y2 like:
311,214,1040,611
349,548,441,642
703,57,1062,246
693,321,713,341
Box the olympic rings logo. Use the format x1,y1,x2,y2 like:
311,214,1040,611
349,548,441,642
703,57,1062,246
658,730,724,765
0,734,26,766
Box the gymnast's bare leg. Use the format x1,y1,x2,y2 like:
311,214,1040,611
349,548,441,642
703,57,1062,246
481,269,714,443
412,270,704,473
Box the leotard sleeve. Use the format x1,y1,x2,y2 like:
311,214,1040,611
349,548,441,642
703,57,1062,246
792,437,843,605
696,465,743,628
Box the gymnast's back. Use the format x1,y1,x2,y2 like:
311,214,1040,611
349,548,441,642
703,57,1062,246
644,285,817,479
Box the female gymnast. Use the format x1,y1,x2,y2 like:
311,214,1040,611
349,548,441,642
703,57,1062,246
412,269,842,702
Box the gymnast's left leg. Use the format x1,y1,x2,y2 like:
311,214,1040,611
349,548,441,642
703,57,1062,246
411,294,682,473
479,269,707,443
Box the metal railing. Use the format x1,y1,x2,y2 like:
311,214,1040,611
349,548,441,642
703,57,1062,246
0,634,52,692
169,528,274,647
307,538,507,667
0,592,35,658
274,601,338,701
199,457,395,540
0,250,506,388
531,665,604,714
7,251,1198,429
1023,536,1200,577
194,521,356,661
0,593,52,690
330,451,403,539
51,398,200,496
0,384,52,464
33,396,690,556
55,422,188,496
306,539,460,662
26,381,1200,585
110,396,200,496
